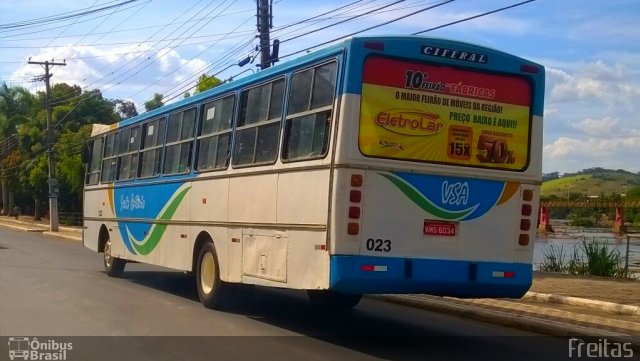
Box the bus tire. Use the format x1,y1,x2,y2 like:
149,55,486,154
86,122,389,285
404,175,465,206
196,242,232,310
307,290,362,309
103,237,126,277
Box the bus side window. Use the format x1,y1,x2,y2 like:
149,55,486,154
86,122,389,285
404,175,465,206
101,132,120,183
196,95,234,171
282,61,337,161
85,137,104,185
139,117,166,178
163,108,196,175
232,78,285,166
116,126,141,181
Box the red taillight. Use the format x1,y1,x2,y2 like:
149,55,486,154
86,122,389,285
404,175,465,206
350,190,362,203
520,64,539,74
347,222,359,235
493,271,516,278
361,264,375,272
351,174,363,187
522,189,533,201
519,234,529,245
349,207,361,219
520,219,531,231
521,204,532,216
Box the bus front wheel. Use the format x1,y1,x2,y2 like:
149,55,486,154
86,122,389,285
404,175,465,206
307,290,362,309
196,242,233,310
103,237,126,277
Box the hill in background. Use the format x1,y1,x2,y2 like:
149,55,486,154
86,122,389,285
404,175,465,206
541,168,640,198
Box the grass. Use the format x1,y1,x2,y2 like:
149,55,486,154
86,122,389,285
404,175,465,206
541,171,640,198
538,238,630,279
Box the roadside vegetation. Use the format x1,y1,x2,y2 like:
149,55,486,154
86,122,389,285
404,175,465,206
0,78,220,224
538,239,633,279
541,168,640,227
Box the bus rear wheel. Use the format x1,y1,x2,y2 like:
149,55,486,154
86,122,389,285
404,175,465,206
307,290,362,309
103,237,126,277
196,242,234,310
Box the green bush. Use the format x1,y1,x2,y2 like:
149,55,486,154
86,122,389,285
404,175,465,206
580,239,625,278
539,244,567,272
538,239,628,279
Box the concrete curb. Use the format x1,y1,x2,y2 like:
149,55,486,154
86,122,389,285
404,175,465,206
42,231,82,242
0,222,44,233
373,295,639,347
3,219,81,234
525,292,640,316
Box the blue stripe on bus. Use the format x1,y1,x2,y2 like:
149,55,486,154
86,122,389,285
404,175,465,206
329,255,532,298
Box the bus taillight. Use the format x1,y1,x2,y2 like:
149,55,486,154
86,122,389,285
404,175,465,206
348,174,364,235
519,188,533,246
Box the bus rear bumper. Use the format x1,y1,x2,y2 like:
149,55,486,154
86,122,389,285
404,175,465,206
329,255,532,298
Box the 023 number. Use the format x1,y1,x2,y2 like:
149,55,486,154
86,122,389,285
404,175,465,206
366,238,391,252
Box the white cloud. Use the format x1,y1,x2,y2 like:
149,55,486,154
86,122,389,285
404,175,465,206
570,117,618,136
543,134,640,172
9,45,210,103
546,61,640,109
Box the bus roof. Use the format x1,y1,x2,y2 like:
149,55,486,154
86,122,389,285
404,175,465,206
91,35,542,137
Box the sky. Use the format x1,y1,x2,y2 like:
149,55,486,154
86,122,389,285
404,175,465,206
0,0,639,174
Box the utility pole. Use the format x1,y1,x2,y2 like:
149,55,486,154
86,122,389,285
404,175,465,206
28,60,66,232
257,0,272,69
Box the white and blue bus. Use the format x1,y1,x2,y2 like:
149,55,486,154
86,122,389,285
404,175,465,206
83,36,544,309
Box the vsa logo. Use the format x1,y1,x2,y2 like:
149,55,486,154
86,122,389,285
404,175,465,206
441,181,470,206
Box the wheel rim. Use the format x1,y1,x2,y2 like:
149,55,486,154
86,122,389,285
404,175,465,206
200,252,215,294
104,239,113,268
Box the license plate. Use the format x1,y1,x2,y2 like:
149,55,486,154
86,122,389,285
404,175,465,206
423,220,456,236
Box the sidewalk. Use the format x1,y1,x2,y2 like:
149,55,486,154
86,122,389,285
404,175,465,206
0,214,82,241
0,215,638,342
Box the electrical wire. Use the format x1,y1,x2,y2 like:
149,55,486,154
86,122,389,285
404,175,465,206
413,0,535,34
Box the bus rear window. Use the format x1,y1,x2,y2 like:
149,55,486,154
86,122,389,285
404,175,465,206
359,56,532,171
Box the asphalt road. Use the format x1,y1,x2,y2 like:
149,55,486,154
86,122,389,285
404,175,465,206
0,227,579,361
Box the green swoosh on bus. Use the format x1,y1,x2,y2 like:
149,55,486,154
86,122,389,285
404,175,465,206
126,186,191,255
379,173,477,220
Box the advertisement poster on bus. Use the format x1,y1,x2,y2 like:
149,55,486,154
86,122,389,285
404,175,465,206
359,56,532,171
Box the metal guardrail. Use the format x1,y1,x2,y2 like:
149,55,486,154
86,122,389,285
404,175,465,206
58,212,82,227
626,234,640,278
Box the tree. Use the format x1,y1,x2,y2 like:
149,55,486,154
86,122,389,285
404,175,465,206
144,93,164,111
115,99,138,119
0,83,37,216
194,74,222,94
56,125,91,213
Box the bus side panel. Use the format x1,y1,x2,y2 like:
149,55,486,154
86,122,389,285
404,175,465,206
190,177,233,281
95,182,194,271
277,170,331,289
83,188,105,251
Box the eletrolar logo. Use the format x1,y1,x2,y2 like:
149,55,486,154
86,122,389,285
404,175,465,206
8,337,73,360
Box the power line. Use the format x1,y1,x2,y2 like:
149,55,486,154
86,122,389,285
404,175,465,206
1,7,254,42
413,0,535,34
273,0,454,65
0,0,143,32
95,0,240,95
127,14,254,100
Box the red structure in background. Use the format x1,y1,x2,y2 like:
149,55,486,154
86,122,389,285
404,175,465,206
538,206,553,232
613,207,626,234
538,200,640,234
